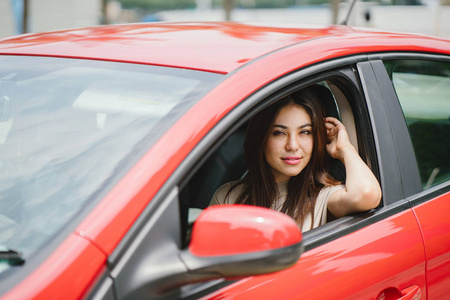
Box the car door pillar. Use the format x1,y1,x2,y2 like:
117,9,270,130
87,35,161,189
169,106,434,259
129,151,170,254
368,59,422,197
357,61,405,205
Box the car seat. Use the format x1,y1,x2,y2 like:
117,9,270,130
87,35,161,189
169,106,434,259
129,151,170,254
187,126,247,209
307,84,346,182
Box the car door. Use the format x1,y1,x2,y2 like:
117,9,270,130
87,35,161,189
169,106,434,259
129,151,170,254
374,56,450,299
196,61,427,299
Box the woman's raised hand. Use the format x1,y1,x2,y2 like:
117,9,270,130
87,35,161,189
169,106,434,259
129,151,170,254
324,117,355,161
324,116,382,218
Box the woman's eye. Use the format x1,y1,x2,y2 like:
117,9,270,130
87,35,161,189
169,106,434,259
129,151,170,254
272,130,284,136
300,130,311,135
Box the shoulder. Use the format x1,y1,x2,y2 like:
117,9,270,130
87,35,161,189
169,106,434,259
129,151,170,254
210,180,244,206
318,184,345,202
305,184,344,232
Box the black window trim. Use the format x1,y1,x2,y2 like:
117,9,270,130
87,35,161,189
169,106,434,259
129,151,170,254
357,60,406,205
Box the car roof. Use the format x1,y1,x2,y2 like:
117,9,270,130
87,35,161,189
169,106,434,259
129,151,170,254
0,22,449,74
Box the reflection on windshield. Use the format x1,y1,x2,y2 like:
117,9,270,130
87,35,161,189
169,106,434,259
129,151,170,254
0,56,221,267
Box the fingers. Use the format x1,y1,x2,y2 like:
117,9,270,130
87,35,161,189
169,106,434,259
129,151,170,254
325,122,336,132
325,120,339,136
324,117,343,127
324,116,340,123
324,117,350,146
324,117,347,134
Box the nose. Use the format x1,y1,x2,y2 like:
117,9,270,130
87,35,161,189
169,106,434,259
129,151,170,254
285,134,299,152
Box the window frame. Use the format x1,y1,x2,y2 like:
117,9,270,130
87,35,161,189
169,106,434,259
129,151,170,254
176,58,387,250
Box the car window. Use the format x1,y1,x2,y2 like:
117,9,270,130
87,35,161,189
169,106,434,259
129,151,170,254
181,78,374,245
0,56,222,269
384,60,450,189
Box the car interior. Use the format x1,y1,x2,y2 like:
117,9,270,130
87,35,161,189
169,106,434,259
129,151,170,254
179,79,376,246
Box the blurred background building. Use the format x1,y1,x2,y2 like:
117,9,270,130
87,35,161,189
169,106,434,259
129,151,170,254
0,0,449,38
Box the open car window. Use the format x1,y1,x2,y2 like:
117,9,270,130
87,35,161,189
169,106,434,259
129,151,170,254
180,76,379,246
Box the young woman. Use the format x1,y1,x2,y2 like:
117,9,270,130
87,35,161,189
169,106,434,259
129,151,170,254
210,86,381,232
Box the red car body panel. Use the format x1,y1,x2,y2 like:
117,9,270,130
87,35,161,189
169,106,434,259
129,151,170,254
0,23,356,74
412,192,450,299
0,23,449,74
1,234,106,300
200,209,426,299
1,23,449,299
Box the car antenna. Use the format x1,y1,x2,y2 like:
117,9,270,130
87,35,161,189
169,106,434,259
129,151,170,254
340,0,358,25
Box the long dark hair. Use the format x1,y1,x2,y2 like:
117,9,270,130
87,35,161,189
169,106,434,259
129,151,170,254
227,86,339,227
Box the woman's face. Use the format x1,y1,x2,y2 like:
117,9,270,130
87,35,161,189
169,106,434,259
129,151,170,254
264,103,313,183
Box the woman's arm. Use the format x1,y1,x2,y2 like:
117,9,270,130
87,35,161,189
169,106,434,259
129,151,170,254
325,117,382,218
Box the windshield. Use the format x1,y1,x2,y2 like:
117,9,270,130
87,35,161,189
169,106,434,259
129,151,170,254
0,56,222,271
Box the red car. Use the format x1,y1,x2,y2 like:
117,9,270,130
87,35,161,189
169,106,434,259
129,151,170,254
0,22,449,299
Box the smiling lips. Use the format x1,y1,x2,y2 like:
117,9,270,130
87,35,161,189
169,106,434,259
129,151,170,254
282,156,302,165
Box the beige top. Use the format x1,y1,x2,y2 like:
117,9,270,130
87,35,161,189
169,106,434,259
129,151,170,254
210,181,344,232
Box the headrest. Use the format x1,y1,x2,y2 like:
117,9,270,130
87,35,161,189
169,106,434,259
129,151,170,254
308,84,340,120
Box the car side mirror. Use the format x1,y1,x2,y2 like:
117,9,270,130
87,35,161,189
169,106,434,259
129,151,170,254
180,205,303,278
120,204,303,300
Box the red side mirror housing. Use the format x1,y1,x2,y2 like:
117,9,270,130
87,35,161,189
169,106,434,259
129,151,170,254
181,205,303,278
190,205,302,256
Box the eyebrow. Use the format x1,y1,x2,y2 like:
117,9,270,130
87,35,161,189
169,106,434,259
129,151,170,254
273,123,312,129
